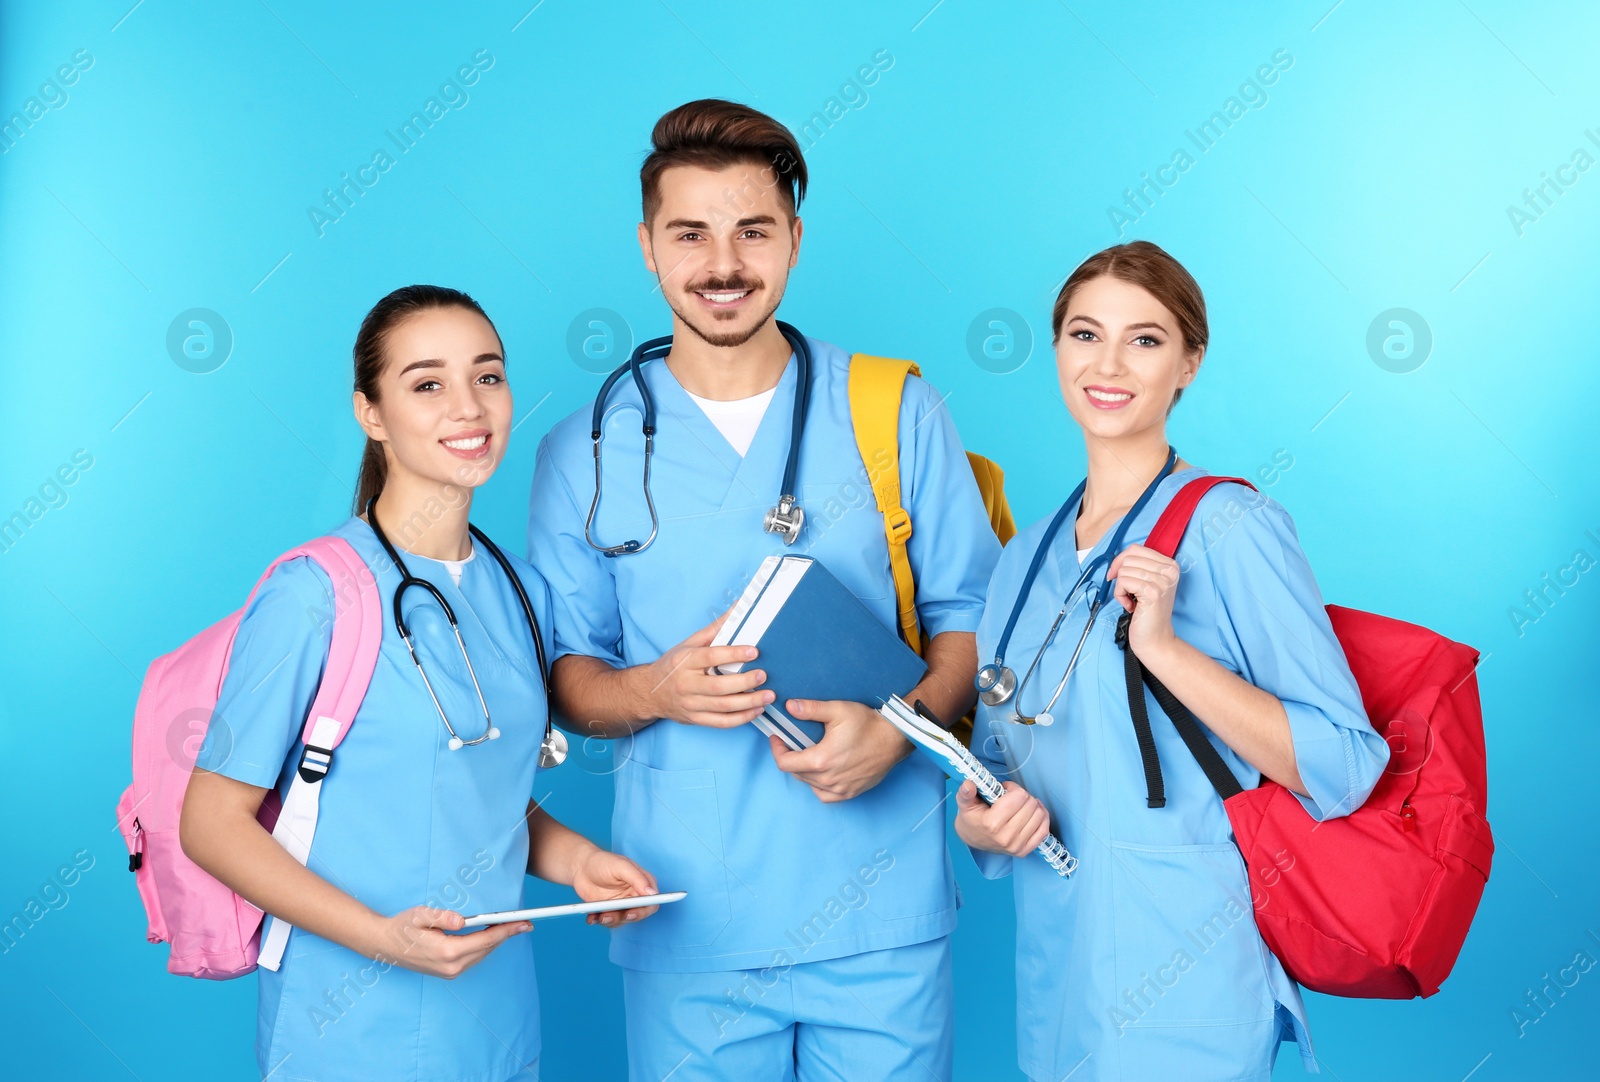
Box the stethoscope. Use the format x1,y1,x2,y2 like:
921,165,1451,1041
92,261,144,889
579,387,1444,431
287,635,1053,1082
584,320,814,556
976,447,1178,726
367,500,568,767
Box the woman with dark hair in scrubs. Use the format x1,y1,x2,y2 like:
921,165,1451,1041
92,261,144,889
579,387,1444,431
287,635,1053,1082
181,285,661,1082
957,242,1389,1081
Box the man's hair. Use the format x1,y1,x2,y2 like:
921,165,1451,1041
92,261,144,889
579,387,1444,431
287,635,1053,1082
640,99,808,225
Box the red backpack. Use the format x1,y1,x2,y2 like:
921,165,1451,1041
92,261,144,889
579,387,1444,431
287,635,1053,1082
1117,476,1492,998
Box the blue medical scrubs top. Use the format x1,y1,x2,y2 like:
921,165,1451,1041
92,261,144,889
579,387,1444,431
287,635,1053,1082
970,473,1390,1082
526,335,1000,973
197,516,552,1082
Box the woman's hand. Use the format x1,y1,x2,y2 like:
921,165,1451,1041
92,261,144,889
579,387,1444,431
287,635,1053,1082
954,780,1050,857
365,906,530,979
574,848,661,927
1107,542,1182,657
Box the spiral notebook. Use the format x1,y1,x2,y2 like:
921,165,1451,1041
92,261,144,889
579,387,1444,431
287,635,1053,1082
878,695,1078,877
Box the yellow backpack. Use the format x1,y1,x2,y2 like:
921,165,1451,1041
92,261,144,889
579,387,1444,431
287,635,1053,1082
848,354,1016,744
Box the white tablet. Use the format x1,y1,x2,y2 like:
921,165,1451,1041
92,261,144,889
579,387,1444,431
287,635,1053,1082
460,891,687,928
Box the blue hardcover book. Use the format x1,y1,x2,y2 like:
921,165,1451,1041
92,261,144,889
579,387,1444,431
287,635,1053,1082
711,555,929,749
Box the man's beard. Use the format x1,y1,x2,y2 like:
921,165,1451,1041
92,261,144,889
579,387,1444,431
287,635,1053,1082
665,275,782,348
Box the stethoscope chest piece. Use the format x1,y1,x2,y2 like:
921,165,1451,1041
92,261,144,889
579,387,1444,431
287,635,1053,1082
538,727,569,768
976,663,1016,707
763,495,805,544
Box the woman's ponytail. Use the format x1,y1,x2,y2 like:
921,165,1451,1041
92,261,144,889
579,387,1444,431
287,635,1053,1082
353,437,388,518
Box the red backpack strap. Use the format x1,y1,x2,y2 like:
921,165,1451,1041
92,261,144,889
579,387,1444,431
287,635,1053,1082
1118,475,1260,808
1142,475,1258,558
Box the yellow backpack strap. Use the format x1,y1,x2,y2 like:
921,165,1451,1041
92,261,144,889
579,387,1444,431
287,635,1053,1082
848,353,923,655
966,452,1017,545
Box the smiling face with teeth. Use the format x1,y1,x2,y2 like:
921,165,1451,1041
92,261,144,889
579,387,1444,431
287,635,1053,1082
638,163,801,349
353,304,513,500
1054,274,1203,444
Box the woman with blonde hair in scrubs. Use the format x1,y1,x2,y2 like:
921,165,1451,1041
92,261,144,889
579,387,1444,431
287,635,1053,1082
180,285,662,1081
957,241,1389,1081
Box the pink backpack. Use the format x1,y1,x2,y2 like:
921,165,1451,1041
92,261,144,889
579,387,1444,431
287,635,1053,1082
115,537,382,979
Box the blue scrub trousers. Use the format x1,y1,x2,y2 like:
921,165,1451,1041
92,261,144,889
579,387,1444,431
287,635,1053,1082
622,937,953,1082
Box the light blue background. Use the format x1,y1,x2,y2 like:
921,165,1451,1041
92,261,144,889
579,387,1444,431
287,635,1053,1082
3,1,1596,1079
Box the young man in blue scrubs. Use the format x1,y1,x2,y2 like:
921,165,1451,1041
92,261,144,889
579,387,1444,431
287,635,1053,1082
526,99,1000,1080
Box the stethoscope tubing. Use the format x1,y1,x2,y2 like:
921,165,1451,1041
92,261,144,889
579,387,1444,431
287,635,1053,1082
1010,567,1102,724
366,501,555,754
990,480,1087,670
585,320,813,557
979,447,1179,718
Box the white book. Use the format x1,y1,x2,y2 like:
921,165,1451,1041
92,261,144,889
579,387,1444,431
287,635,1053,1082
709,556,817,750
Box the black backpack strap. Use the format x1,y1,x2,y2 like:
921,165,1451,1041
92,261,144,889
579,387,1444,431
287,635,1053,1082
1135,656,1244,801
1111,475,1258,808
1115,612,1167,808
1116,612,1245,804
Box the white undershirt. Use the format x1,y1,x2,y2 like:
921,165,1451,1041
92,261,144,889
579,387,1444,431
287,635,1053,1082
686,387,777,457
403,542,476,586
438,550,473,587
1077,547,1092,566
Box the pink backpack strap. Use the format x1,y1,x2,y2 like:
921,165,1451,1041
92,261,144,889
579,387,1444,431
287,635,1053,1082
248,535,384,971
245,536,383,768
